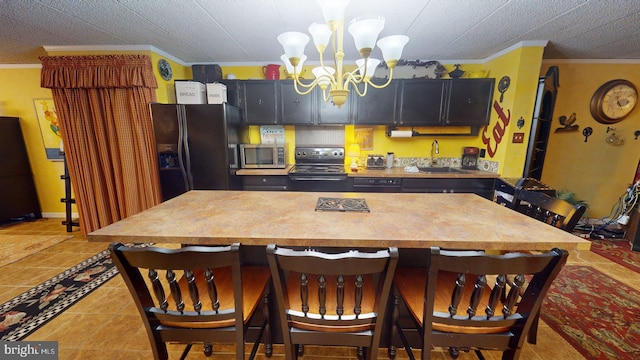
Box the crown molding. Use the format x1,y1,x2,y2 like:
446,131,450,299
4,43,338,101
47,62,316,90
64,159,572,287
543,58,640,64
481,41,549,63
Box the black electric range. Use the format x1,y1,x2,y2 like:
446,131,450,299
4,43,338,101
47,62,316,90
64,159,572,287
288,146,350,191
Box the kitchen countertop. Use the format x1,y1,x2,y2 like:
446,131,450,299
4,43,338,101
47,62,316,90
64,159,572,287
349,167,499,178
235,165,293,176
89,190,590,252
236,165,499,179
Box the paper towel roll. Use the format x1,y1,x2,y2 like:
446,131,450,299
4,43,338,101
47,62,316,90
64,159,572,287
390,130,412,138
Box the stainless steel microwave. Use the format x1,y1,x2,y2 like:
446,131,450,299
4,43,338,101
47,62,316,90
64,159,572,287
239,144,287,169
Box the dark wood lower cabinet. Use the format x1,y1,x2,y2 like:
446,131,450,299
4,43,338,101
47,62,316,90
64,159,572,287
241,174,496,199
242,175,288,191
401,178,496,199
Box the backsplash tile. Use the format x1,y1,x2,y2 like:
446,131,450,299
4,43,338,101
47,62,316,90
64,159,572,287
295,126,345,146
392,157,498,173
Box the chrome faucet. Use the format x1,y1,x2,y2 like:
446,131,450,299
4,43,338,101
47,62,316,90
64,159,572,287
431,140,439,166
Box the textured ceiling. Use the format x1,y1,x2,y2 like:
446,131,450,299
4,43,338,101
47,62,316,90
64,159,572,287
2,0,640,65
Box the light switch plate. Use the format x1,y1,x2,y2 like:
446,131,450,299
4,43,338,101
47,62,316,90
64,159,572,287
512,133,524,143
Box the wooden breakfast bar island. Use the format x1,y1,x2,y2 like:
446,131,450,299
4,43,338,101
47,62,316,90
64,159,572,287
89,190,590,252
90,190,590,351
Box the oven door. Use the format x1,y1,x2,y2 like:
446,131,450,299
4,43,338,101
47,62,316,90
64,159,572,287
288,175,351,192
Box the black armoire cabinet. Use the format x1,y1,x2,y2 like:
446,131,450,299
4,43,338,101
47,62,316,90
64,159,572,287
0,117,41,223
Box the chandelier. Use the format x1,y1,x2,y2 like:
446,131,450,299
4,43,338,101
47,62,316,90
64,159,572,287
278,0,409,108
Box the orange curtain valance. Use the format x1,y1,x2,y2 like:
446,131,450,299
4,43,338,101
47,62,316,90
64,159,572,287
40,55,158,89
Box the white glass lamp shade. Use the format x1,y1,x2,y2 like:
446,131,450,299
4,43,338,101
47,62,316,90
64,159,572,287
308,23,332,53
348,17,385,56
278,32,310,65
318,0,350,25
377,35,409,67
356,58,380,79
281,54,306,77
312,66,336,89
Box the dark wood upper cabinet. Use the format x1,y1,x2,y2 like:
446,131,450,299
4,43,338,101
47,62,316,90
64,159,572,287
316,88,352,125
225,78,493,127
398,79,446,125
280,80,352,125
281,80,315,125
241,80,279,125
445,78,495,126
221,80,241,107
354,79,399,125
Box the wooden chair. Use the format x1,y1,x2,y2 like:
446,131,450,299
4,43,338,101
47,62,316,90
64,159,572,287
389,247,568,360
511,187,585,344
512,187,586,232
109,243,272,360
266,244,399,360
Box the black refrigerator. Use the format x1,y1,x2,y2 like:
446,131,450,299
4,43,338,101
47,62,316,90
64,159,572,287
150,103,243,201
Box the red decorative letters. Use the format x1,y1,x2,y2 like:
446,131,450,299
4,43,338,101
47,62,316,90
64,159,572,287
482,100,511,158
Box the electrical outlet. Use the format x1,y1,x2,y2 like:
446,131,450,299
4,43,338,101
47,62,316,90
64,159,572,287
512,133,524,143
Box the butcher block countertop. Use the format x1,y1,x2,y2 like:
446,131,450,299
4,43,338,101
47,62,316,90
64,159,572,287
89,190,589,252
236,165,499,179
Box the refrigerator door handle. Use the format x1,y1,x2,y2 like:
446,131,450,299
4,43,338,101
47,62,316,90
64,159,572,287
181,106,195,189
177,107,190,192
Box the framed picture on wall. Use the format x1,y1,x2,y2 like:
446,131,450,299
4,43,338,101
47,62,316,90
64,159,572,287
354,126,374,150
33,99,63,161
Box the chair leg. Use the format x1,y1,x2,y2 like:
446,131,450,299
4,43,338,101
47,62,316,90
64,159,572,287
204,343,212,357
448,347,460,359
263,293,273,357
297,344,304,357
388,295,400,359
357,346,365,360
179,344,193,360
527,313,540,344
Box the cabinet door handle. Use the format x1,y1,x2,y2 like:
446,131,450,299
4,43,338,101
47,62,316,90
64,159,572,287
465,98,473,104
258,99,264,105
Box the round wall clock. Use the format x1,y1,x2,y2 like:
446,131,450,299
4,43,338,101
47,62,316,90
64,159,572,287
157,59,173,81
590,79,637,124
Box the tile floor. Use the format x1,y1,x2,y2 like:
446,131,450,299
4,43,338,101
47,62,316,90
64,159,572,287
1,218,638,359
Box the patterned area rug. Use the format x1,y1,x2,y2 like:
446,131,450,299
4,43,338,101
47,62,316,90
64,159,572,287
0,234,74,267
0,249,117,340
541,265,640,359
589,239,640,273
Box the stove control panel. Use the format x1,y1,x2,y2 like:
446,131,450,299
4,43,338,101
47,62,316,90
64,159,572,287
295,147,344,164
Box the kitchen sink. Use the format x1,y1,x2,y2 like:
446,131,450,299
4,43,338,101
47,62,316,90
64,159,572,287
418,167,467,174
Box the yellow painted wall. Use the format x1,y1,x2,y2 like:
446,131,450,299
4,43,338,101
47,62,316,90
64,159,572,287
0,67,67,216
221,62,510,168
541,62,640,219
222,46,544,177
1,45,548,218
0,50,185,217
482,46,546,177
149,53,191,103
